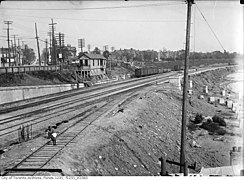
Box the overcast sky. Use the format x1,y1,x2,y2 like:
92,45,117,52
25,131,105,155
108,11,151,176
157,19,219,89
0,0,243,55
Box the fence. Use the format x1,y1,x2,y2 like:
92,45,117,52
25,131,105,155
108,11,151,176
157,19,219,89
0,65,61,74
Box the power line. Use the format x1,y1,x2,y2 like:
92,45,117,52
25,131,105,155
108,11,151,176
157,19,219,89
1,2,185,11
0,13,186,23
195,3,226,52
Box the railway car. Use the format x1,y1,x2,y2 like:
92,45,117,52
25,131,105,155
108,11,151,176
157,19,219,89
173,65,182,71
135,67,161,77
135,57,235,78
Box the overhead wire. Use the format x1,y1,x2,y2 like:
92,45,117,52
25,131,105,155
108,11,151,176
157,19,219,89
1,2,185,11
0,12,186,23
195,3,226,52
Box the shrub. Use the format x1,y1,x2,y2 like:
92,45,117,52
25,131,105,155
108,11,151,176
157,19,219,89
206,118,212,123
194,113,204,124
212,115,226,126
215,128,226,135
200,122,220,132
187,122,198,131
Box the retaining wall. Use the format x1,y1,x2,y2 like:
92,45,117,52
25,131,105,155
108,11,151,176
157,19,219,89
0,83,84,105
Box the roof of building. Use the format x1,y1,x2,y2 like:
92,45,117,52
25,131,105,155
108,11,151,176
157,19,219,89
79,53,106,60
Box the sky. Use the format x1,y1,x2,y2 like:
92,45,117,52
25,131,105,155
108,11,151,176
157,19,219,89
0,0,243,55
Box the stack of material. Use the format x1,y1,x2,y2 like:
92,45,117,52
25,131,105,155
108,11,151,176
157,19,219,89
226,100,233,108
208,97,215,104
199,95,204,99
232,103,238,112
204,86,208,94
218,98,225,105
221,90,226,96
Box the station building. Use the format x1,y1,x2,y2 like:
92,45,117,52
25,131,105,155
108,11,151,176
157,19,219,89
74,53,107,79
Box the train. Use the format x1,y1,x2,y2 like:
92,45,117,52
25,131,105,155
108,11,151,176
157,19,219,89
134,58,235,77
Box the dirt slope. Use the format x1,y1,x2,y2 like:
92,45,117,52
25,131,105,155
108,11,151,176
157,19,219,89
39,67,241,176
0,71,76,87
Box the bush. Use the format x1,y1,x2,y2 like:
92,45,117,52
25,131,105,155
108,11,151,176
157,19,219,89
215,128,226,135
206,118,212,123
212,115,226,126
200,121,220,132
194,113,204,124
187,122,198,131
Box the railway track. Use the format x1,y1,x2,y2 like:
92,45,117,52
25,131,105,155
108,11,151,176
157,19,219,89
0,73,174,141
0,77,156,141
0,72,174,114
2,91,136,176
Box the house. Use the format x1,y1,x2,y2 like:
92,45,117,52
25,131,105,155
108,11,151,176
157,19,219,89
0,47,17,67
75,53,107,78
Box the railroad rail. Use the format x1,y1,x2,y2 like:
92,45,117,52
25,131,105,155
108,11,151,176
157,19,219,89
0,80,155,149
3,93,132,176
0,71,175,114
0,72,175,139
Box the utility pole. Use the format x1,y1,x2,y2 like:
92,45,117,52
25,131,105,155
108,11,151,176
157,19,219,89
56,32,64,65
49,19,57,64
58,32,61,57
10,39,13,60
18,38,21,65
12,34,17,65
35,22,41,66
47,32,52,64
45,39,48,65
4,21,13,66
180,0,194,175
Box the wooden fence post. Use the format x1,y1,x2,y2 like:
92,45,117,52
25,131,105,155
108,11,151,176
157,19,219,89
184,161,188,176
31,123,33,139
18,126,21,143
159,157,166,176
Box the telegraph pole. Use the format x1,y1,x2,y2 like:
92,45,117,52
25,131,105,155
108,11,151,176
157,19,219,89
18,38,21,65
4,21,13,66
35,22,41,66
47,32,52,64
45,39,48,65
59,32,61,57
12,34,17,65
180,0,194,175
49,19,57,65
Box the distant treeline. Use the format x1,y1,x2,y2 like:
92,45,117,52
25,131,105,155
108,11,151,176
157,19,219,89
110,48,240,62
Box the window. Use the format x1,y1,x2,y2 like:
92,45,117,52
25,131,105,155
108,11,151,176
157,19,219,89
85,60,88,66
100,60,103,66
98,60,99,66
93,60,94,66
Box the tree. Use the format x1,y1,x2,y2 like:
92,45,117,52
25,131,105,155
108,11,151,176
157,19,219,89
40,48,49,63
93,47,101,54
22,45,36,65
